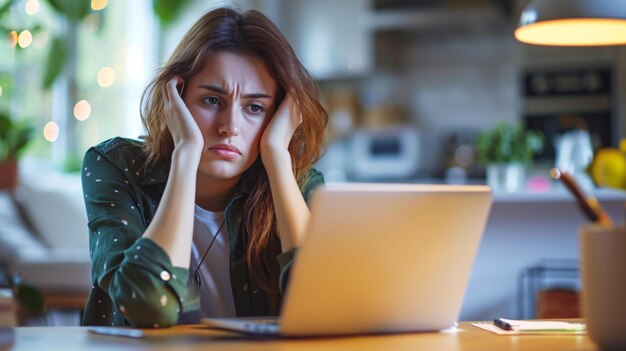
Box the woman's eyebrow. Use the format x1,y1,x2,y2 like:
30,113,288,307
197,84,272,99
244,93,273,99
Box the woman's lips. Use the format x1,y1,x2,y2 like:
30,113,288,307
208,144,241,159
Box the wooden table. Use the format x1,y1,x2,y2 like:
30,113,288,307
0,322,599,351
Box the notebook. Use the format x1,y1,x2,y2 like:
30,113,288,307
202,183,492,337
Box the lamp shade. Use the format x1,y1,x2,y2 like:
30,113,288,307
515,0,626,46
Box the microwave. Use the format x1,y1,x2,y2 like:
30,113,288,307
348,125,420,180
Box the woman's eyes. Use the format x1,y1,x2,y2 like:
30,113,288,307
201,97,265,114
203,97,220,106
248,104,265,114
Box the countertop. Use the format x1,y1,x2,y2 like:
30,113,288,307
330,176,626,203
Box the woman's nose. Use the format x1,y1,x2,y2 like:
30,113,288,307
217,109,240,137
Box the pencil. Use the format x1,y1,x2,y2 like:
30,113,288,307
550,168,613,228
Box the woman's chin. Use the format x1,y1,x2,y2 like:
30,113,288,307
197,161,246,181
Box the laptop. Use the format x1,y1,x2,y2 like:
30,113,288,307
202,183,492,337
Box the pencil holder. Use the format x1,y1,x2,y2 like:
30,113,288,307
580,224,626,350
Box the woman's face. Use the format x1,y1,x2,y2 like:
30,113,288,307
182,51,278,181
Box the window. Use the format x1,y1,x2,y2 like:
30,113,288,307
1,0,157,171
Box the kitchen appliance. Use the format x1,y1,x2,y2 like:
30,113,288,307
522,67,615,163
349,125,419,181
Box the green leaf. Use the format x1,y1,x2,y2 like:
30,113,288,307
0,0,15,18
30,23,44,34
42,36,68,90
7,120,34,156
0,112,34,161
46,0,90,21
0,112,10,139
10,276,46,314
0,143,7,161
152,0,193,27
475,121,544,166
14,285,46,314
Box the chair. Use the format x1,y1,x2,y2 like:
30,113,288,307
0,173,91,325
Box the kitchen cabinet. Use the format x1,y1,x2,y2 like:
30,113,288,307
275,0,503,80
280,0,372,80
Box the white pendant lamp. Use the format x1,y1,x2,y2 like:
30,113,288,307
515,0,626,46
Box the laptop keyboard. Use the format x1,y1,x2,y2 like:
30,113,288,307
243,319,280,334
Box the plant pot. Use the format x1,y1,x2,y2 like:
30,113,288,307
486,163,525,192
0,158,19,190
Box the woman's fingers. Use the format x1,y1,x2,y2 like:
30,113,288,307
261,93,301,152
275,94,301,132
164,77,203,150
165,78,183,105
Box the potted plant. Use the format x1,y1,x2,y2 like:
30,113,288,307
0,112,34,189
476,121,544,191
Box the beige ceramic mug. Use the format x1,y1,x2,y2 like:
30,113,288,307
580,224,626,350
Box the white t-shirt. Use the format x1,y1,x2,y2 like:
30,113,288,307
190,205,236,318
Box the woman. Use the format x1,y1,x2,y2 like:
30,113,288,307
81,7,327,327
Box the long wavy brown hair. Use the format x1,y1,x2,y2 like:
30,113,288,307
139,7,327,306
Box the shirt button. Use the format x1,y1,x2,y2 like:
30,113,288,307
160,271,171,281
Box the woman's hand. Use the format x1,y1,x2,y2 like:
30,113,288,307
260,93,301,165
259,93,310,251
164,77,204,153
143,78,203,269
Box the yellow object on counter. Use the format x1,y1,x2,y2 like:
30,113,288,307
590,146,626,190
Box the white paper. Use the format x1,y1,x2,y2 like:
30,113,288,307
499,318,585,331
472,320,586,336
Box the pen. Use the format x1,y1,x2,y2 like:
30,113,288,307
493,318,513,331
88,327,145,338
550,168,613,228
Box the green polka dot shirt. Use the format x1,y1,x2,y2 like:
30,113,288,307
81,137,324,327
